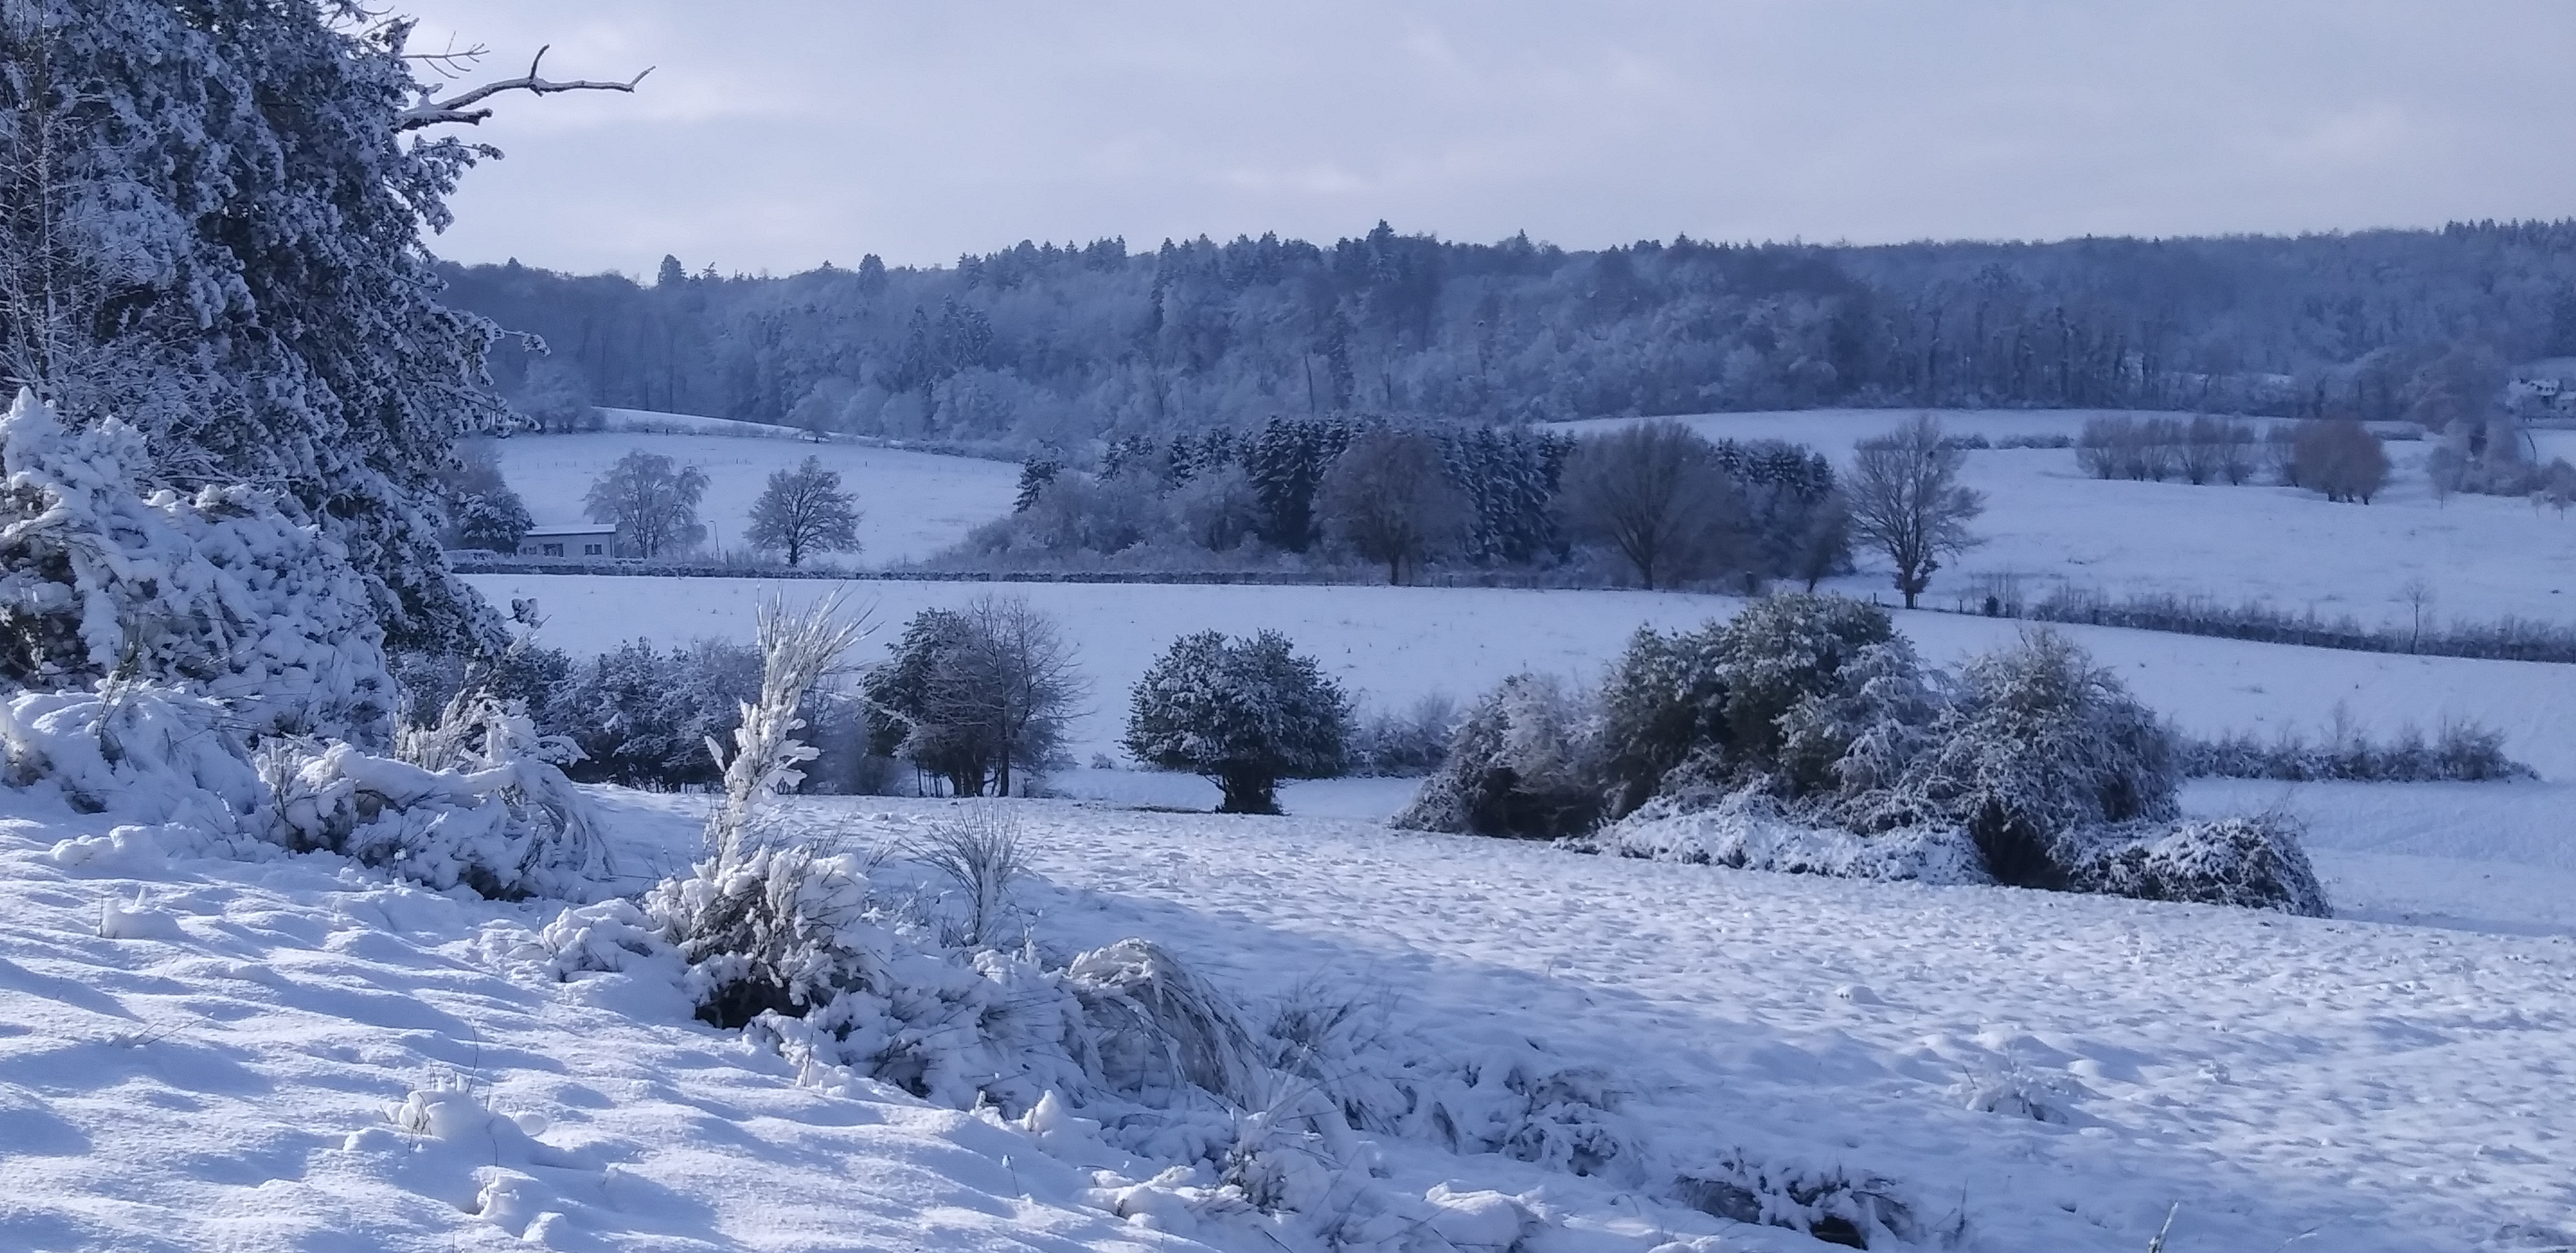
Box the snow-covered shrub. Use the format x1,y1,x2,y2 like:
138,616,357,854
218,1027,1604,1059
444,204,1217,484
1068,939,1269,1108
269,722,610,901
642,597,882,1023
1706,594,1907,791
1393,674,1603,838
2060,815,2330,916
906,803,1029,947
550,637,762,788
645,840,885,1027
1344,692,1458,777
0,391,394,742
1588,596,1934,820
1583,790,1988,885
1125,629,1352,813
0,682,269,835
1897,630,2178,888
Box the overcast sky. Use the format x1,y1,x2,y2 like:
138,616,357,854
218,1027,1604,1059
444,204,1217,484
402,2,2576,277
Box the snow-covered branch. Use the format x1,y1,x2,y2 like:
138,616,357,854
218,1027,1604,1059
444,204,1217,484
394,45,652,131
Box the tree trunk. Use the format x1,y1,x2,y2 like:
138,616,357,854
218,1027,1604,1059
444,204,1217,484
1216,772,1278,815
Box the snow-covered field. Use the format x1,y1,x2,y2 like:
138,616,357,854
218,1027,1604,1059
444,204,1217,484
488,429,1018,565
7,779,2571,1252
1564,408,2576,629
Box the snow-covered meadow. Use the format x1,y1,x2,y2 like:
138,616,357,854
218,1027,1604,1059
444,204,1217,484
1565,408,2576,628
15,400,2576,1252
6,774,2572,1252
487,426,1019,565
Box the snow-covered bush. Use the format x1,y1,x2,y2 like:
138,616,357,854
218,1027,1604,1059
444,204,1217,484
0,391,394,742
1582,790,1988,885
907,803,1029,947
2060,815,2331,916
268,695,611,901
0,682,269,836
1590,596,1931,819
1344,692,1458,777
550,638,763,788
645,840,885,1027
1125,629,1352,813
1897,630,2178,888
1393,674,1603,838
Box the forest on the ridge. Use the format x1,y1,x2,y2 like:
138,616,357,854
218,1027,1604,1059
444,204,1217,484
443,220,2576,454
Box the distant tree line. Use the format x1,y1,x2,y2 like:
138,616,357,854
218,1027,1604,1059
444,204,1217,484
442,219,2576,454
959,415,1864,591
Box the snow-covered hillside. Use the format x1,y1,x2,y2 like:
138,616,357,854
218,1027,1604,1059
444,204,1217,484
462,574,2576,776
1562,408,2576,628
8,779,2571,1252
489,430,1018,565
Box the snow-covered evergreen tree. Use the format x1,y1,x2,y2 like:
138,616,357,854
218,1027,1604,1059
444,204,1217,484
1123,630,1351,813
0,1,562,653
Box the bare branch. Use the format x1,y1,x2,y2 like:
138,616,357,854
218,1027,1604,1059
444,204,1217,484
400,38,492,80
395,45,653,132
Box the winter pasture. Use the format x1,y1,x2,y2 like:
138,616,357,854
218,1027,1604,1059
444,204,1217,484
1563,407,2576,630
9,409,2575,1252
6,760,2572,1252
485,417,1019,565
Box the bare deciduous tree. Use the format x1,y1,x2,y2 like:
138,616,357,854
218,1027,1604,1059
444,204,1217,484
585,449,709,557
1559,419,1743,591
1846,414,1986,609
1316,430,1470,584
872,596,1086,798
747,456,861,567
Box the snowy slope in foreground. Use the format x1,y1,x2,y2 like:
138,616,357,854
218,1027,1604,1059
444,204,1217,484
463,574,2576,777
7,779,2571,1252
0,798,1221,1253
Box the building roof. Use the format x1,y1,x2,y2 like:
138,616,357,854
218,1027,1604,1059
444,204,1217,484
521,523,619,537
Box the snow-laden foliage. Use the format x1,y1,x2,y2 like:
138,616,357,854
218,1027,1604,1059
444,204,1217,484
1391,674,1601,838
552,833,1921,1251
0,391,395,742
705,598,872,862
643,597,879,1023
1125,629,1352,813
269,692,609,902
1,3,511,653
0,682,268,836
1583,790,1989,885
1412,599,2323,913
2181,718,2535,783
2060,815,2331,916
1899,630,2180,888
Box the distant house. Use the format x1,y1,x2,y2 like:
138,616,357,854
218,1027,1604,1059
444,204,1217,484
516,524,619,560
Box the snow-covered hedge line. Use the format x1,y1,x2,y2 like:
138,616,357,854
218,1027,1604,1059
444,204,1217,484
2179,719,2534,783
1404,596,2335,916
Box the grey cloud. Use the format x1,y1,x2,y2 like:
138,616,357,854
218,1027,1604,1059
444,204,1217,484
402,1,2576,275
